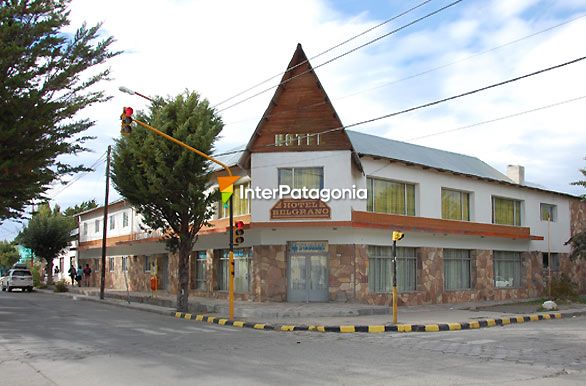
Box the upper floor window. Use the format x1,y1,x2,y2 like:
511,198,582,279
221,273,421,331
366,177,415,216
83,223,88,236
492,196,522,226
278,167,323,190
123,211,129,227
109,215,116,230
540,203,556,222
94,219,100,233
441,189,470,221
219,182,251,218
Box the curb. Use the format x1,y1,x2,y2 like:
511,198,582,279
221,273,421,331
173,312,568,333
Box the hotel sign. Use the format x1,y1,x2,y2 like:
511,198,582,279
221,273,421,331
270,199,331,219
274,133,322,147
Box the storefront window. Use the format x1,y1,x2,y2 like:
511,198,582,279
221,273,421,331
367,246,416,293
278,167,323,189
444,249,471,290
218,248,251,293
195,251,206,290
494,251,521,288
367,177,415,216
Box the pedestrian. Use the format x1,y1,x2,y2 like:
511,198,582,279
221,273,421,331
83,264,92,287
76,266,83,287
68,266,77,286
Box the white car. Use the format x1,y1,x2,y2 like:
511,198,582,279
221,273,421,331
1,268,34,292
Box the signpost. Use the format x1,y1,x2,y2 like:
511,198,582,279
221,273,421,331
391,230,404,325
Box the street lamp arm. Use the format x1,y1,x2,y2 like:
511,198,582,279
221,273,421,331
131,118,232,176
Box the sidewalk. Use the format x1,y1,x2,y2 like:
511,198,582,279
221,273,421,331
42,286,586,332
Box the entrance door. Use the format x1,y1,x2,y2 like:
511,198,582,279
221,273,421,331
287,242,329,302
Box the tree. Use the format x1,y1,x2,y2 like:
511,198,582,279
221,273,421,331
0,241,20,271
16,203,74,284
568,157,586,259
0,0,120,222
111,91,222,312
63,199,98,217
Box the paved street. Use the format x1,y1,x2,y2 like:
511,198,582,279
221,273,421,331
1,291,585,385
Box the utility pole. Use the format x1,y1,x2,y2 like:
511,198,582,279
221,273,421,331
100,145,111,300
391,231,404,325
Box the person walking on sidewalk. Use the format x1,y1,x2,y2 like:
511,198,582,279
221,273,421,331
82,264,92,287
76,266,83,287
68,266,77,286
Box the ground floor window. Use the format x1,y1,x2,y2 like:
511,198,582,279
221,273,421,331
542,252,559,271
444,249,471,290
194,251,206,290
218,248,251,293
494,251,521,288
368,246,416,293
144,256,151,272
108,257,115,272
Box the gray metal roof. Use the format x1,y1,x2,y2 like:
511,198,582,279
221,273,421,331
346,130,512,183
210,145,246,172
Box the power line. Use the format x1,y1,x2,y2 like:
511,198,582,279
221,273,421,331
212,0,434,108
255,55,586,148
408,95,586,141
50,151,108,199
217,0,464,113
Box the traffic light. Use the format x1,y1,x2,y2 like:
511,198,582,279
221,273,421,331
392,231,404,241
120,106,134,136
234,221,245,245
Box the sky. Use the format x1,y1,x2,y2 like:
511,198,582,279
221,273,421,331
2,0,586,240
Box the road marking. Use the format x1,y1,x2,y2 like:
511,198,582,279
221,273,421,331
467,339,497,345
159,327,191,334
133,328,166,336
183,326,236,333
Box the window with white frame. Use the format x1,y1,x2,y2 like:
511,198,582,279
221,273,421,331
492,197,522,226
109,214,116,230
441,189,470,221
219,182,251,218
540,203,556,222
218,248,251,292
278,167,323,190
94,219,100,233
494,251,521,288
367,177,415,216
444,249,471,290
108,257,115,272
123,211,129,227
368,246,416,293
83,223,88,236
194,251,206,290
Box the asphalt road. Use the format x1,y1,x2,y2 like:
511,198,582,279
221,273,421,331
1,291,585,385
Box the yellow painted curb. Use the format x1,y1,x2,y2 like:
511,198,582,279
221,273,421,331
218,319,228,325
368,325,385,333
448,323,462,330
340,326,356,333
195,314,204,321
233,321,244,328
253,324,266,330
175,312,182,318
184,313,192,320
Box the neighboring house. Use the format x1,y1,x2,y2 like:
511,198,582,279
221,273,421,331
77,44,586,305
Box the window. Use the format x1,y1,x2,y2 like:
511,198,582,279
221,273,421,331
441,189,470,221
367,177,415,216
540,203,556,222
121,256,128,272
542,252,559,271
492,197,522,226
83,223,88,236
278,167,323,190
368,246,416,293
444,249,471,290
218,248,251,292
494,251,521,288
108,257,115,272
109,215,116,230
94,219,100,233
144,256,151,272
123,211,129,227
194,251,206,290
219,182,251,218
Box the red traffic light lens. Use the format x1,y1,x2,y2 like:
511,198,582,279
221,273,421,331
124,107,133,117
235,221,245,230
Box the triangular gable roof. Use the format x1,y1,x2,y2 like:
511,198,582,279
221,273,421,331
239,43,362,171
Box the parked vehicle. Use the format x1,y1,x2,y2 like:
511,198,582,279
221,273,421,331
1,268,34,292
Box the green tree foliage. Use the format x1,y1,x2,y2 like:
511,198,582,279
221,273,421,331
568,157,586,259
16,203,74,284
0,241,20,270
0,0,120,221
63,199,98,217
111,91,222,312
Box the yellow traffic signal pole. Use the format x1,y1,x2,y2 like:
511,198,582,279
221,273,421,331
127,116,237,320
391,239,398,325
